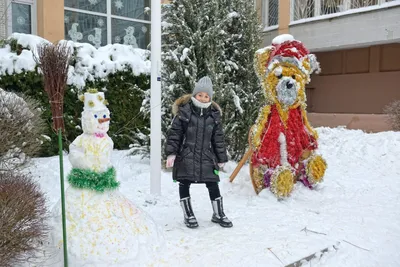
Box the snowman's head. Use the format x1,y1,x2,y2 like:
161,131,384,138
79,90,111,135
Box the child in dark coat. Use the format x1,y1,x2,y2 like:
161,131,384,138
165,76,233,228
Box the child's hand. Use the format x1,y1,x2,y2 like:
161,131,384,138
218,163,225,168
166,155,176,168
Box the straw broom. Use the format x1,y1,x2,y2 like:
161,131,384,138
35,42,71,267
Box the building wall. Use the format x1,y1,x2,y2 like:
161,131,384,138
289,5,400,52
0,0,7,39
262,29,279,47
37,0,64,43
308,44,400,114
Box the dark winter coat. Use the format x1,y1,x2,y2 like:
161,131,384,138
165,94,228,183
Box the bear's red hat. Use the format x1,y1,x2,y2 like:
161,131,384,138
265,34,320,75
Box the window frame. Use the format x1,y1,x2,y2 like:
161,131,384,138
7,0,37,36
262,0,279,31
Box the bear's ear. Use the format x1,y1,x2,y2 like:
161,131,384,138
254,46,274,79
303,54,321,75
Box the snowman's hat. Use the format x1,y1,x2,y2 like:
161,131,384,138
78,88,109,111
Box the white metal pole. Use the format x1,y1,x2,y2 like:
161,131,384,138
150,0,162,195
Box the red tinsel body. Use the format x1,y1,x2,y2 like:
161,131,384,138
252,105,317,168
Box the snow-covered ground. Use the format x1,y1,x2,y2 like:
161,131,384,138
26,127,400,267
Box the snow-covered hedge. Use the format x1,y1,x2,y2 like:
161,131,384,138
0,34,150,156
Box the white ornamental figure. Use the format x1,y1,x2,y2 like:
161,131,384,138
68,23,83,42
48,89,163,267
88,28,103,48
123,26,138,48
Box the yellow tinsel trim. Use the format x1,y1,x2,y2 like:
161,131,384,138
254,47,274,102
302,58,311,74
97,95,104,101
88,100,95,107
254,48,272,79
78,94,85,102
252,167,266,194
301,109,318,139
270,165,295,198
306,154,327,184
103,100,109,106
87,88,98,94
252,105,271,149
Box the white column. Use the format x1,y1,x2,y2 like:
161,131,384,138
107,0,112,44
150,0,162,195
314,0,321,17
290,0,294,21
343,0,351,11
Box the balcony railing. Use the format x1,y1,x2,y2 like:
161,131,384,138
290,0,398,22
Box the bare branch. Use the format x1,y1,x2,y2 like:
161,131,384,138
383,100,400,131
301,227,327,236
342,240,370,252
0,171,49,267
267,247,284,265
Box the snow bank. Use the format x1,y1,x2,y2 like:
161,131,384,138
21,127,400,267
0,33,151,89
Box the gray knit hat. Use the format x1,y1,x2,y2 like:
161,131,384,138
193,76,213,100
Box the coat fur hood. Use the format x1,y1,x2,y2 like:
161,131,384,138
172,94,222,116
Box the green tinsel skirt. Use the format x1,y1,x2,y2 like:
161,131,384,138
67,167,120,192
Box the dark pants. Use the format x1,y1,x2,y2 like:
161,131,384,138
179,180,221,200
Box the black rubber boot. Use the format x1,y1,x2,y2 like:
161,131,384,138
211,197,233,228
180,197,199,228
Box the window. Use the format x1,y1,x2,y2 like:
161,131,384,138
64,0,150,49
292,0,315,21
262,0,279,27
7,0,35,35
291,0,395,22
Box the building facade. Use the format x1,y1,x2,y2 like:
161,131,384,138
0,0,151,49
258,0,400,131
1,0,398,131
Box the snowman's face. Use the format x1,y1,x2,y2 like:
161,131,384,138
81,109,111,135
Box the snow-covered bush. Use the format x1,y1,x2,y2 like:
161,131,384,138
0,89,46,170
0,34,150,155
0,171,48,267
384,100,400,131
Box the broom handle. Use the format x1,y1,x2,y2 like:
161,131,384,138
229,148,252,183
58,129,68,266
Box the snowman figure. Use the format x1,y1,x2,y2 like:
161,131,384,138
48,89,163,267
68,89,113,175
123,26,138,48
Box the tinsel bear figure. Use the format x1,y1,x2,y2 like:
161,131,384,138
250,34,327,198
